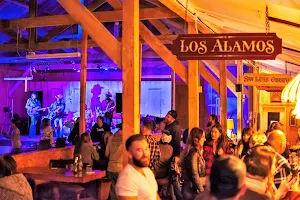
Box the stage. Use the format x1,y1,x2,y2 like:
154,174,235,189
0,127,120,155
0,135,39,155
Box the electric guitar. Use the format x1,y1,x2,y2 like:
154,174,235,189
27,107,48,116
48,106,64,119
97,106,115,117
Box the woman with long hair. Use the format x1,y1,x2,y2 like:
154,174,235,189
182,127,206,199
75,132,99,167
40,118,54,147
203,124,232,175
235,127,251,159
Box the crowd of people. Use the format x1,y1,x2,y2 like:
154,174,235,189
0,110,300,200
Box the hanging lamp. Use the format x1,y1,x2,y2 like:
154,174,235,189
281,73,300,118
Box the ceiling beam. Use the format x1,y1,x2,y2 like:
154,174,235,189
140,22,187,83
0,7,178,30
57,0,121,67
40,0,107,42
0,35,177,51
107,0,174,38
159,0,211,33
199,62,220,93
149,19,172,34
28,0,37,51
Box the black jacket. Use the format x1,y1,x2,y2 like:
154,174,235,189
165,120,181,157
90,123,111,143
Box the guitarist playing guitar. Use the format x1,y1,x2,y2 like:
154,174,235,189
48,94,65,138
101,91,115,126
26,91,46,138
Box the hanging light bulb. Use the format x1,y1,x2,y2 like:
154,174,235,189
281,73,300,103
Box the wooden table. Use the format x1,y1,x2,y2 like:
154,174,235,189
19,167,106,183
19,167,109,200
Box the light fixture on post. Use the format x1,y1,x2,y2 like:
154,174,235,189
281,73,300,118
26,52,81,60
226,119,235,139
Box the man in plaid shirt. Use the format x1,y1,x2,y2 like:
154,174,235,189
140,119,161,171
267,130,291,188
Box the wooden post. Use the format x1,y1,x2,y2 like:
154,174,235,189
220,60,228,131
171,70,176,110
28,0,37,52
79,31,88,134
248,65,254,129
139,44,142,117
252,67,259,132
188,23,199,129
237,60,243,139
122,0,140,166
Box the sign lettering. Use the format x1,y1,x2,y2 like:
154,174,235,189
242,73,291,87
172,33,282,60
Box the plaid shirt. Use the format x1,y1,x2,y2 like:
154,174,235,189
203,140,232,175
144,135,161,171
274,152,291,187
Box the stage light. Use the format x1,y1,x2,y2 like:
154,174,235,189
26,52,81,60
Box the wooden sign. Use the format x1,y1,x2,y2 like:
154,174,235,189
171,33,282,60
242,73,292,87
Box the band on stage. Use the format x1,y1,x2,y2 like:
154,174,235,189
25,91,116,138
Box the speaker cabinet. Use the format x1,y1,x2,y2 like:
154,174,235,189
235,84,242,92
116,93,122,113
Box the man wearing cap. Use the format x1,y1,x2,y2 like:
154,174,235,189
164,110,181,159
26,91,43,138
101,91,115,126
48,94,65,138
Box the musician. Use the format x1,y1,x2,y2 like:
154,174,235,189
26,91,42,138
101,91,115,126
48,94,65,138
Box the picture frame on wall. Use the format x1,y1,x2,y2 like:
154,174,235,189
270,92,282,103
290,110,296,126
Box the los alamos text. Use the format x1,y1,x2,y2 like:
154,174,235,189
172,33,282,60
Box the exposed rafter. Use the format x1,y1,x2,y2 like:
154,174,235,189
0,7,178,29
0,35,177,51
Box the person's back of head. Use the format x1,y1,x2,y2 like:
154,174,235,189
210,155,246,200
272,122,284,132
249,132,267,148
267,130,287,154
243,145,275,179
141,119,153,134
0,155,17,178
